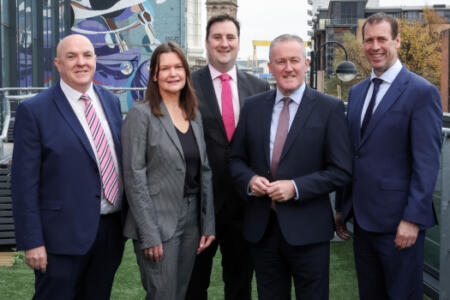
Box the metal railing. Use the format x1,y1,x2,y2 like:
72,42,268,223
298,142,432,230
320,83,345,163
0,86,146,144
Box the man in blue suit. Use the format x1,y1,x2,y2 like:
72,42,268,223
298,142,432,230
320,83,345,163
229,34,352,300
335,13,442,300
12,34,125,300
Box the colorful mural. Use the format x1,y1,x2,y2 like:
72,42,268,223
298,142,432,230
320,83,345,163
15,0,186,109
70,0,185,108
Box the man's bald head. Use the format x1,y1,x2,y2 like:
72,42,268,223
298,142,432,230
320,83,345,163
54,34,97,93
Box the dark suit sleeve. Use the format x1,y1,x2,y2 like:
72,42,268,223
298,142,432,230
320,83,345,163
293,100,353,201
11,102,44,251
403,84,442,225
229,102,257,200
335,90,354,213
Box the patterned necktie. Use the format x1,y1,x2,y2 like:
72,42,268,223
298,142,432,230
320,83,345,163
80,94,119,205
271,97,292,179
361,78,383,138
219,73,235,141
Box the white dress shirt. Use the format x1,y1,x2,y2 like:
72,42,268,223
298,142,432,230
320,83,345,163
208,64,240,125
60,80,123,214
360,59,403,125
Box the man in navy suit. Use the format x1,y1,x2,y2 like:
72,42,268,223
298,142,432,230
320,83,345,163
12,34,125,300
229,34,352,300
335,13,442,300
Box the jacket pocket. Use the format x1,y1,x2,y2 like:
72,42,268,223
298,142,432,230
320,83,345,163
40,200,61,210
148,184,160,195
379,179,409,191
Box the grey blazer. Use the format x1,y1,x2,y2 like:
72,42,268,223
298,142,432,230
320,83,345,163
122,102,215,249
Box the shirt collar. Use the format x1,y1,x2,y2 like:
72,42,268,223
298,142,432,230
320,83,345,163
275,82,306,106
370,59,402,84
60,79,95,104
208,64,237,81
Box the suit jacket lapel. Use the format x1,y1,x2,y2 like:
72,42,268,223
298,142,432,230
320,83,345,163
279,86,316,162
158,102,185,160
236,68,251,109
349,79,370,148
190,119,207,163
52,83,97,162
263,90,277,168
359,67,409,147
94,85,122,159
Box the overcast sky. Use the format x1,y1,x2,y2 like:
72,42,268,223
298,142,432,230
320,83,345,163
204,0,448,61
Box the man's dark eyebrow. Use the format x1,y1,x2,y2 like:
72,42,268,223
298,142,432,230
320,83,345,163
64,51,94,56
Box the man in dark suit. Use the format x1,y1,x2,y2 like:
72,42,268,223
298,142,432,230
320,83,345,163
11,34,125,300
335,13,442,300
229,34,352,300
186,14,269,300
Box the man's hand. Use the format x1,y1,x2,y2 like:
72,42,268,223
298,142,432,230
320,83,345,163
335,212,350,240
267,180,295,202
249,175,270,197
144,244,164,263
25,246,47,273
197,235,215,254
395,220,419,250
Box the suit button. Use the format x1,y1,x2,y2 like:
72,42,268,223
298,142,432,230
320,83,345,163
95,194,100,199
355,153,360,159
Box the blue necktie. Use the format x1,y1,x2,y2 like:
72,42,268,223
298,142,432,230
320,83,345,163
361,78,383,138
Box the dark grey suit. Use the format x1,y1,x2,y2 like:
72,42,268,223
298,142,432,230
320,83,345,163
122,101,215,300
186,66,270,300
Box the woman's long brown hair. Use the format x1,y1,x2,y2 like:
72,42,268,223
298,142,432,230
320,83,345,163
145,41,198,120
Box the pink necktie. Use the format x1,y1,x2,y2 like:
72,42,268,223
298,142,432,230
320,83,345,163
219,74,235,141
80,94,119,206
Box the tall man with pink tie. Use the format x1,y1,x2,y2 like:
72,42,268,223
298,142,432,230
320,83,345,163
186,14,270,300
11,34,125,300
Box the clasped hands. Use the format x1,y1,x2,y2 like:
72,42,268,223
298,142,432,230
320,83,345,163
249,175,295,202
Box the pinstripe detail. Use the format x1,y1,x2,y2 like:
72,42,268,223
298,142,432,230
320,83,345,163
80,94,119,205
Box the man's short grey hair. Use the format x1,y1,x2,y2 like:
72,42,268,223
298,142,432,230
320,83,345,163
269,34,306,61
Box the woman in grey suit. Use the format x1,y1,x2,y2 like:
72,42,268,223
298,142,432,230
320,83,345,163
122,42,215,300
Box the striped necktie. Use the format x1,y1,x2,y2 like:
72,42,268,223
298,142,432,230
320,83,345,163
80,94,119,205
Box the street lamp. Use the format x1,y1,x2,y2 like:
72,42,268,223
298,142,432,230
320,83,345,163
310,41,357,89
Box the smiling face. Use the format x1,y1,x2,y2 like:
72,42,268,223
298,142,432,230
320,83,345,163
268,40,310,96
205,20,240,73
363,20,401,76
54,34,96,93
154,51,186,98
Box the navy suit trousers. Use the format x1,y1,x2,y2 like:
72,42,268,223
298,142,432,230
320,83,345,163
33,212,124,300
251,211,330,300
354,222,425,300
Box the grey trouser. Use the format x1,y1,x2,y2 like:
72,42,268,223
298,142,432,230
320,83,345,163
133,195,200,300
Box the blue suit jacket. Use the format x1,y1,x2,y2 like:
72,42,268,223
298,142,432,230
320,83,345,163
229,86,352,246
337,66,442,232
12,82,123,255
